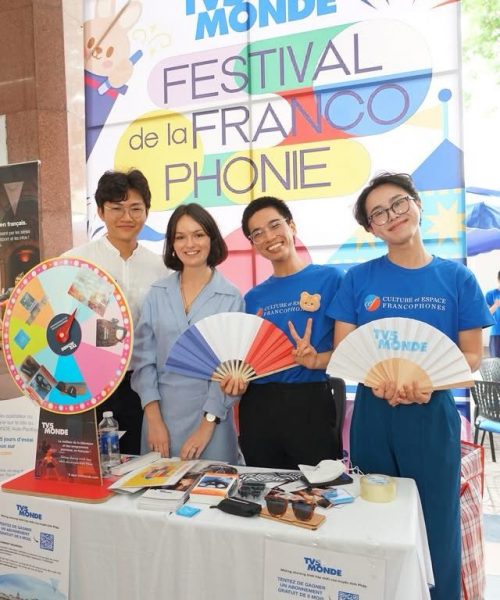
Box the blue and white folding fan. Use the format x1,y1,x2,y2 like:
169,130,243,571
165,312,297,382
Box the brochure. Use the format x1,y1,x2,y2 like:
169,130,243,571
189,472,239,505
34,408,100,485
138,471,202,512
109,458,196,490
110,451,161,476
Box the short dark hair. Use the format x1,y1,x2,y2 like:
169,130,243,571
354,172,420,230
164,203,228,270
94,169,151,210
241,196,294,239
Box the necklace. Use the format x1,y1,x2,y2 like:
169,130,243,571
180,283,191,314
180,270,214,314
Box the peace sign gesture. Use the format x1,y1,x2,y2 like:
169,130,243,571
288,318,319,369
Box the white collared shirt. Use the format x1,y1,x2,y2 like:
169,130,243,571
63,236,170,326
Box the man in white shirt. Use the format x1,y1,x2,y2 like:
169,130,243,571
64,169,168,454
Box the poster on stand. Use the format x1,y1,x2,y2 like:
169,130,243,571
34,408,101,485
0,493,70,600
264,539,385,600
0,161,40,296
0,396,39,483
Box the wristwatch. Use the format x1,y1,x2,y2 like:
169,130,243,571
204,411,221,425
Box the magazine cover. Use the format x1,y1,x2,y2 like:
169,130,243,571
34,408,100,485
143,471,202,499
190,472,239,504
115,458,195,489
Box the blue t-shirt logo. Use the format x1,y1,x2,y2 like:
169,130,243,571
364,295,381,312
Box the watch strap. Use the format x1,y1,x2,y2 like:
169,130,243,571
204,411,221,424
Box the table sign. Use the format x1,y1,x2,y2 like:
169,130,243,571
264,539,385,600
0,493,70,600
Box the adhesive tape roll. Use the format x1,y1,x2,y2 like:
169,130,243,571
360,474,396,503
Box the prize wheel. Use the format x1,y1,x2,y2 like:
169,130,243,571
2,257,133,414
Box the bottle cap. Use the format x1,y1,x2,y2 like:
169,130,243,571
103,411,113,418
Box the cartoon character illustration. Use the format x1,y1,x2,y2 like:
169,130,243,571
299,291,321,312
84,0,142,158
37,444,65,481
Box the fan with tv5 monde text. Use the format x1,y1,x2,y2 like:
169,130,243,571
326,317,473,391
165,312,298,382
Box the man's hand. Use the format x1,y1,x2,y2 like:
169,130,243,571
288,318,318,369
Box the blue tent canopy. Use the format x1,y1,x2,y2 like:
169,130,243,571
467,227,500,256
466,202,500,229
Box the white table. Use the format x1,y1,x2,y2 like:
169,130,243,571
1,476,433,600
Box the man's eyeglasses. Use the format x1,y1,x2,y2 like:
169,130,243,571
103,204,146,219
368,195,414,226
248,218,289,245
264,493,316,522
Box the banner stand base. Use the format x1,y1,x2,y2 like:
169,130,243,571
2,470,114,503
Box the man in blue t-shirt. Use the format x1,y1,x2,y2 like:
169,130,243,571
222,196,344,469
486,271,500,357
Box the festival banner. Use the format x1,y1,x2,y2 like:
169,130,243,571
85,0,465,290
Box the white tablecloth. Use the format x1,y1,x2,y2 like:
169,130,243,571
1,476,433,600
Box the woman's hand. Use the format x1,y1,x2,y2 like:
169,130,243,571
180,419,216,460
219,374,248,396
372,381,432,406
288,318,319,369
396,382,432,405
144,401,170,457
372,381,399,405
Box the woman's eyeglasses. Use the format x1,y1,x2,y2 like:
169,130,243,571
264,493,316,521
368,195,413,226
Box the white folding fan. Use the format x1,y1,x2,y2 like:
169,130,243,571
165,312,298,382
327,317,473,390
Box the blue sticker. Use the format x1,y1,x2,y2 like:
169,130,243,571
176,504,201,518
322,489,338,502
14,330,30,349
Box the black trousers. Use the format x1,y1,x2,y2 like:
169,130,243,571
239,381,342,470
96,371,143,455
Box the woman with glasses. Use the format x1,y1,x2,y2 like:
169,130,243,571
63,169,168,454
131,203,243,463
222,196,344,470
327,173,493,600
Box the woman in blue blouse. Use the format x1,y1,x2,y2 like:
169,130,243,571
131,204,243,463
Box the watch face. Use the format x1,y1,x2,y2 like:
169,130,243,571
205,412,216,422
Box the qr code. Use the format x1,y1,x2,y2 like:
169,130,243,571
338,592,359,600
40,532,54,551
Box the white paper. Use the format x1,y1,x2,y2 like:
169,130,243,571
0,493,70,599
264,539,385,600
